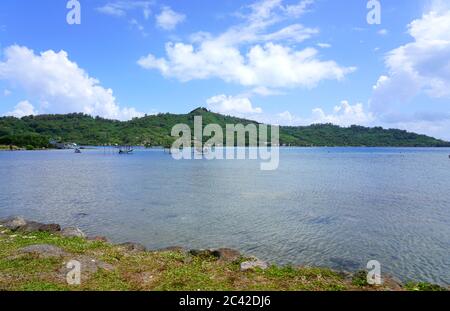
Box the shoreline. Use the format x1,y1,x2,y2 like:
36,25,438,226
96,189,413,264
0,216,447,291
2,145,450,152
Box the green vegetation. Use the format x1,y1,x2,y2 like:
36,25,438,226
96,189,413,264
1,107,449,149
0,228,447,291
352,270,370,287
404,282,448,291
0,145,21,150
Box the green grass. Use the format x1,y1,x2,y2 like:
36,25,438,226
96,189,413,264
404,282,448,291
0,229,447,291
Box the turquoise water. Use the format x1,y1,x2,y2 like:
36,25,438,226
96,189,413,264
1,147,449,285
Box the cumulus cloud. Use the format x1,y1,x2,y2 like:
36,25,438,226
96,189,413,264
206,94,262,118
371,9,450,112
212,98,374,128
366,4,450,140
138,0,354,89
156,6,186,31
5,100,37,118
138,42,353,89
0,45,143,120
268,101,375,127
311,101,374,126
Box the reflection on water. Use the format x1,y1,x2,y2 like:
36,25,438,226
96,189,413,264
1,147,449,285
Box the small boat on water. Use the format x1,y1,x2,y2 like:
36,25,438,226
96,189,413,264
119,146,133,154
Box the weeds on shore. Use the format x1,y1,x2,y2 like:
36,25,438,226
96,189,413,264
0,229,446,291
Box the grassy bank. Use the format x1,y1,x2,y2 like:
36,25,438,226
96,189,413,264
0,145,22,151
0,226,446,291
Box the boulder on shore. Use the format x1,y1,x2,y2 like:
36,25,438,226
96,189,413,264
60,227,86,238
119,242,147,252
18,221,61,234
0,217,61,233
59,255,115,283
0,216,27,231
240,257,269,271
189,248,241,262
211,248,241,262
18,244,68,259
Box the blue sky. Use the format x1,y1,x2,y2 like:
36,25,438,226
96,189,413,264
1,0,450,139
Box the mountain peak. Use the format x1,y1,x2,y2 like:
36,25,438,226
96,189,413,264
189,107,210,115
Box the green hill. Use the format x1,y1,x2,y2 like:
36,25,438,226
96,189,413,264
1,107,449,148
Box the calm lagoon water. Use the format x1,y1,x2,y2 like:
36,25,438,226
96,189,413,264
1,147,449,285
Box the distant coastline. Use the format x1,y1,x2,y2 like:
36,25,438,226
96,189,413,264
2,108,450,150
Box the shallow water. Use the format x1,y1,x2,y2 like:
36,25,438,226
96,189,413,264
1,147,449,285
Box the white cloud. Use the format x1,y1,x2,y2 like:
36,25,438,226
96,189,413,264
377,29,388,36
139,42,354,89
210,98,374,128
5,100,37,118
3,89,11,96
156,6,186,31
311,101,374,126
138,0,354,89
130,18,147,36
283,0,314,17
377,111,450,140
97,1,152,19
276,110,299,125
0,45,143,120
206,94,262,117
371,9,450,112
260,24,319,43
317,43,331,48
250,86,284,96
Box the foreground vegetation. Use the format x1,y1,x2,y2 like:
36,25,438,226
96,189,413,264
1,108,449,149
0,223,447,291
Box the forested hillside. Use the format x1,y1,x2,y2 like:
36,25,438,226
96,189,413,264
1,108,449,148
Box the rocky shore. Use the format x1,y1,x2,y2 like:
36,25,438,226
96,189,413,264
0,216,447,291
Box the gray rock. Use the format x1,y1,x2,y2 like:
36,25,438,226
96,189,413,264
211,248,241,262
18,244,68,258
240,257,269,271
60,227,86,238
18,221,61,233
119,242,147,252
59,255,114,283
158,246,186,253
383,275,403,291
0,216,27,231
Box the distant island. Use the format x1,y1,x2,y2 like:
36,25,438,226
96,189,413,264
1,107,450,149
